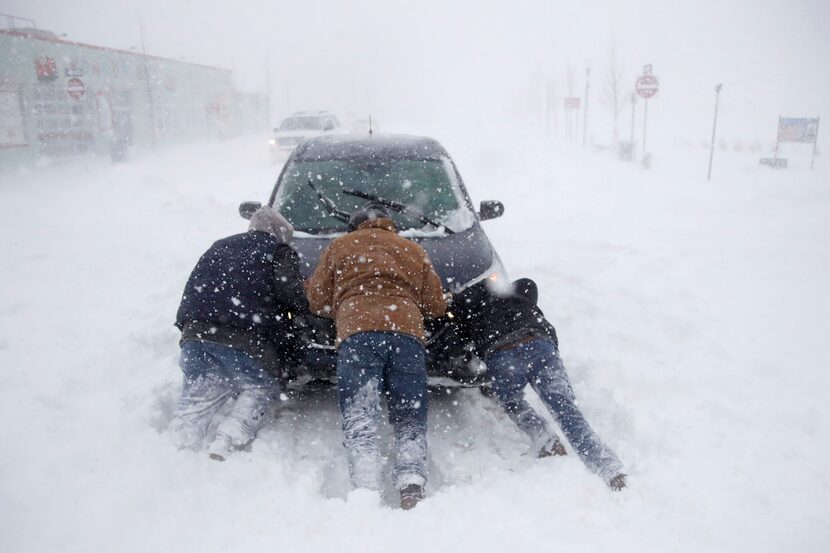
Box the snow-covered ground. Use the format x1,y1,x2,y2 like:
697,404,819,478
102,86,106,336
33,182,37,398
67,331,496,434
1,134,828,552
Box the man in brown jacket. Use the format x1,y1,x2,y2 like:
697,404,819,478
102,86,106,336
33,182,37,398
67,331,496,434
306,202,446,509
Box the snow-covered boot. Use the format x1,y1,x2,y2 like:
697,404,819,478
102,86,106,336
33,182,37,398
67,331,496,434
538,436,567,458
400,484,424,510
207,434,240,461
348,449,383,490
608,473,627,491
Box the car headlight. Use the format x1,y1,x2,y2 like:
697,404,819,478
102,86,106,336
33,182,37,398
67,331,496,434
454,257,508,293
268,138,276,145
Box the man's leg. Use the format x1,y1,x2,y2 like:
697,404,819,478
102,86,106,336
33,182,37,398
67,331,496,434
486,346,565,456
169,341,233,450
523,339,626,486
385,335,428,497
337,333,386,491
209,344,280,460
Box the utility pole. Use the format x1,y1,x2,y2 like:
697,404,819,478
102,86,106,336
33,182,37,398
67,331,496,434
136,12,156,151
629,92,636,144
707,83,723,181
582,67,591,148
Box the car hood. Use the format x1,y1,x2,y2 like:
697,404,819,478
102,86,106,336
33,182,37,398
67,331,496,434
291,223,496,289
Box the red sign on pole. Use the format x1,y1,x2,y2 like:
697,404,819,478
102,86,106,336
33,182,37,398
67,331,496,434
635,74,659,99
66,77,86,100
564,97,581,109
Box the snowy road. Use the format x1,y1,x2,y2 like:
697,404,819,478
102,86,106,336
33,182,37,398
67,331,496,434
1,135,828,552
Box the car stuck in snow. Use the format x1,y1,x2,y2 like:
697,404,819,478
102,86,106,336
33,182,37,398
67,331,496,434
241,133,507,386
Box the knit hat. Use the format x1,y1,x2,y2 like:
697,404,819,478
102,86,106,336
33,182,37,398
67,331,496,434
248,206,293,243
348,201,392,231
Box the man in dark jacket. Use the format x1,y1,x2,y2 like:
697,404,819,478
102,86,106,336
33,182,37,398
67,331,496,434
305,202,446,509
452,278,627,491
170,206,307,460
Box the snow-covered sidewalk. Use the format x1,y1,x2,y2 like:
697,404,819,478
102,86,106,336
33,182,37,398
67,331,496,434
1,135,828,552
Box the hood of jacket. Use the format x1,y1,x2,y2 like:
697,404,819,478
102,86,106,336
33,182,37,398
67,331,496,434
249,206,294,243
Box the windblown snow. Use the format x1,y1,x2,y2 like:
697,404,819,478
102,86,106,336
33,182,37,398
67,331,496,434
1,134,828,552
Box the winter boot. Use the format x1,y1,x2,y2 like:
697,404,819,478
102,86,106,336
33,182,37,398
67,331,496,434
400,484,425,510
207,434,241,461
608,473,627,491
538,437,568,458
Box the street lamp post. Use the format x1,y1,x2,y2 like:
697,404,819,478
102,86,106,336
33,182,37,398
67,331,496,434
708,83,723,181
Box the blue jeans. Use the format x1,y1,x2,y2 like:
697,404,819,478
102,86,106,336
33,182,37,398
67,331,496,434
336,332,428,491
169,340,280,450
486,338,625,483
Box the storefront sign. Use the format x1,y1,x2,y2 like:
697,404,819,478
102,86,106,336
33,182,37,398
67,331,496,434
66,77,86,100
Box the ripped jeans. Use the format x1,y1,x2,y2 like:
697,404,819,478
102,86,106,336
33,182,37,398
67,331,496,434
169,340,279,451
486,338,625,484
336,332,428,491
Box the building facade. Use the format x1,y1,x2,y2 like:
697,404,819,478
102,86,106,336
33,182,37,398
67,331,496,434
0,28,267,170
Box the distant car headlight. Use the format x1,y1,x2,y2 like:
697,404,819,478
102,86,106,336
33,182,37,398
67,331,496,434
268,138,276,145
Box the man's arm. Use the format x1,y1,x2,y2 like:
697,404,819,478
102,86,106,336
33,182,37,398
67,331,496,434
419,256,447,318
305,245,336,318
273,247,309,312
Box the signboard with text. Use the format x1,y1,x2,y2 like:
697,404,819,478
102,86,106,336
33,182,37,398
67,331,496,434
777,118,819,143
66,78,86,100
636,74,659,98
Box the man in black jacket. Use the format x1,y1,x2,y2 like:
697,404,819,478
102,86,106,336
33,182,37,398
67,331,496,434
452,278,627,490
170,206,307,460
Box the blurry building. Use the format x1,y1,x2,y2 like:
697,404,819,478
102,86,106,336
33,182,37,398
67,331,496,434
0,23,268,170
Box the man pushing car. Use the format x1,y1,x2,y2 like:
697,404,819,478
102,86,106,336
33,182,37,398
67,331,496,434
170,206,307,460
305,201,447,509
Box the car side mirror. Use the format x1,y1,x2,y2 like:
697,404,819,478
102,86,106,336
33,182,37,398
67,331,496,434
478,200,504,221
239,201,262,220
324,122,335,131
272,127,279,133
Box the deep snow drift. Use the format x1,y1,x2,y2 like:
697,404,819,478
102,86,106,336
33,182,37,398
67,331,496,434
1,134,828,552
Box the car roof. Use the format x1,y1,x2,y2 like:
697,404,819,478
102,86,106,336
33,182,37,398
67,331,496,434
290,110,335,117
292,133,449,161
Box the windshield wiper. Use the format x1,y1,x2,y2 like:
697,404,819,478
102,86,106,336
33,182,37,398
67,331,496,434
306,178,351,224
341,188,455,234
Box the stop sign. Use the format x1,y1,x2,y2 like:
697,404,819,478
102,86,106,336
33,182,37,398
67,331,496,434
66,77,86,100
636,74,659,99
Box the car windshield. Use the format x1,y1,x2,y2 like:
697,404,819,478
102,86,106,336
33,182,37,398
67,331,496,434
279,116,325,131
273,157,475,234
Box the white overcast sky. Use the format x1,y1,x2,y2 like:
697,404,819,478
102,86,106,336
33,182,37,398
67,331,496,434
4,0,829,142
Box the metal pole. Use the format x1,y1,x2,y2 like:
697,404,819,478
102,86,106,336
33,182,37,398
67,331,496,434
774,115,781,163
642,97,649,154
708,83,723,181
582,67,591,148
629,92,636,144
811,117,820,170
565,106,569,142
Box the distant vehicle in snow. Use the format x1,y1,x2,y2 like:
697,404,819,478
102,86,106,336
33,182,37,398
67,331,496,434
240,133,507,387
268,111,341,163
